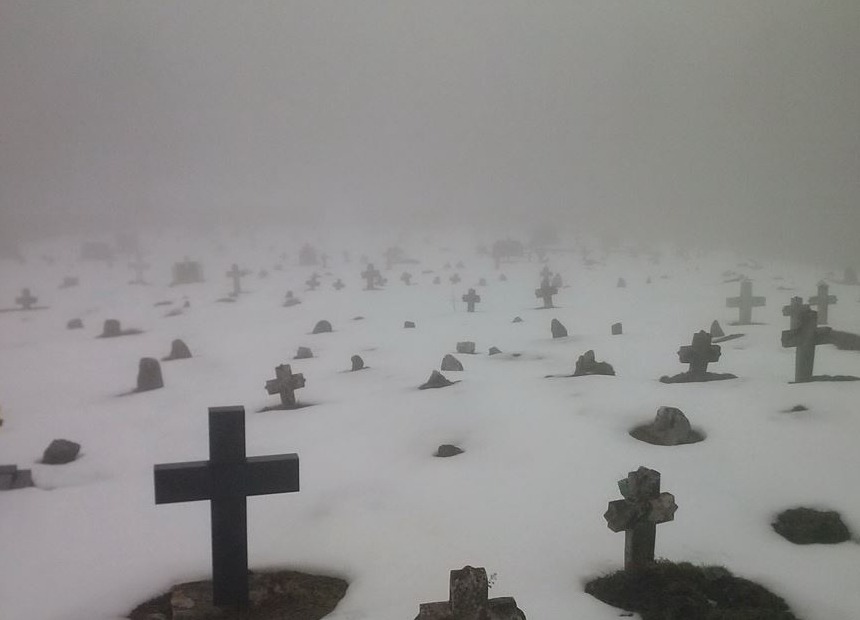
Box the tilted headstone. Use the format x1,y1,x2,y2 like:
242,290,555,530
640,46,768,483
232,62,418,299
573,350,615,376
419,370,455,390
42,439,81,464
434,444,464,458
163,339,192,361
488,346,502,356
441,354,463,371
350,355,365,371
808,281,837,325
462,289,481,313
15,288,38,310
67,318,84,330
154,406,300,608
710,320,725,338
136,358,164,392
535,277,558,309
226,264,250,297
416,566,526,620
265,364,306,408
312,320,333,334
726,279,766,325
456,341,476,354
630,406,702,446
551,318,567,339
603,466,677,570
781,306,832,383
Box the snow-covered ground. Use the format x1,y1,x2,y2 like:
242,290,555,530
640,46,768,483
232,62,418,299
1,233,859,620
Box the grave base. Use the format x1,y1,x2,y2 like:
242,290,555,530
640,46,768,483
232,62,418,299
128,570,347,620
789,375,860,384
659,372,737,384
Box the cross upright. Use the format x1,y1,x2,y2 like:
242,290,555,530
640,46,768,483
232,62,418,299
781,306,832,382
129,257,150,285
265,364,306,408
678,330,721,379
400,272,412,286
154,406,300,609
305,273,320,291
782,296,806,330
540,265,552,280
226,264,248,297
15,288,38,310
535,276,558,309
462,288,481,312
361,264,381,290
604,466,677,570
808,281,837,325
726,279,766,324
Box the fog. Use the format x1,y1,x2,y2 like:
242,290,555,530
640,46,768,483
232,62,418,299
1,1,858,261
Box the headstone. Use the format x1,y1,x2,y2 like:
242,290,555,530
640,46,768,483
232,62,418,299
535,277,558,309
362,264,381,290
294,347,313,360
305,273,320,291
171,259,205,285
433,276,441,285
59,276,79,289
284,291,301,307
781,306,832,382
226,264,250,297
456,341,476,354
726,279,766,325
350,355,365,371
630,407,702,446
416,566,526,620
154,406,300,608
477,277,487,287
42,439,81,464
611,322,623,336
136,358,164,392
710,320,725,338
265,364,306,408
573,350,615,376
449,273,461,285
129,257,150,285
512,316,523,323
499,274,508,282
101,319,122,338
312,320,333,334
550,318,567,339
434,445,464,458
808,281,837,325
462,288,481,313
419,370,455,390
298,243,318,266
67,318,84,330
15,288,38,310
401,272,413,286
163,339,192,361
679,331,719,379
603,467,677,570
616,277,626,288
404,321,416,328
488,347,502,356
332,278,345,291
441,354,463,371
0,465,34,490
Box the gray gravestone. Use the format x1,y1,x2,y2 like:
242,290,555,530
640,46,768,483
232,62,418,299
312,320,333,334
535,277,558,309
163,339,192,361
226,264,250,297
551,318,568,339
462,289,481,313
136,358,164,392
781,306,832,382
611,322,623,336
441,354,463,371
419,371,455,390
284,291,301,307
726,279,766,325
362,264,382,290
42,439,81,464
294,347,313,359
456,342,476,354
573,350,615,376
808,281,837,325
265,364,306,408
416,566,526,620
350,355,365,371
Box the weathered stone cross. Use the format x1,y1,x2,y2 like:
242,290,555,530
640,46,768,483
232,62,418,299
305,273,320,291
782,296,806,330
154,406,299,608
462,288,481,312
361,264,381,290
226,263,249,296
400,272,412,286
416,566,525,620
781,306,832,383
726,279,766,324
535,276,558,309
604,466,677,570
265,364,306,408
129,257,150,285
808,281,837,325
678,330,721,379
15,288,37,310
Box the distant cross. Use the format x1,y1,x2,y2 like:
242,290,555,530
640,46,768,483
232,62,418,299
535,277,558,309
678,330,721,379
226,264,249,296
154,406,300,609
551,273,563,289
305,273,320,291
782,296,806,330
129,257,150,285
321,253,329,269
462,288,481,312
782,307,832,383
540,265,552,280
726,279,766,324
332,278,345,291
362,264,381,290
604,466,677,570
808,281,837,325
401,272,412,286
449,273,461,285
265,364,306,408
15,288,37,310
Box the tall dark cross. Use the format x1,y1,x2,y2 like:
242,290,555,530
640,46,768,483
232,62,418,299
154,406,300,608
305,273,320,291
400,272,412,286
226,264,249,297
808,281,837,325
782,296,806,330
265,364,306,408
726,279,766,324
782,307,832,383
129,257,150,285
678,330,721,379
15,288,37,310
604,466,677,570
534,277,558,309
361,264,381,290
462,288,481,312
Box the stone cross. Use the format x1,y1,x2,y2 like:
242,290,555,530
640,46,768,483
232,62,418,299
401,272,412,286
603,466,677,570
462,288,481,313
265,364,306,408
226,264,249,297
15,288,37,310
362,264,381,290
416,566,525,620
449,273,461,284
305,273,320,291
726,279,766,324
154,406,299,608
332,278,345,291
129,257,150,285
782,296,806,330
808,281,837,325
540,265,552,279
782,306,832,383
535,277,558,309
678,330,721,379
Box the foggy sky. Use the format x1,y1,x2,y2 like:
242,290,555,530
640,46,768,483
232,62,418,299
1,2,858,260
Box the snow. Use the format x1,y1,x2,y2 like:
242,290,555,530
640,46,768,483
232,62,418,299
1,234,859,620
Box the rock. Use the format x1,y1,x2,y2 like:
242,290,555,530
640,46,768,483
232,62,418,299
404,321,416,328
434,444,464,458
573,350,615,376
630,406,703,446
772,508,851,544
441,354,464,371
611,322,622,335
163,339,192,361
101,319,122,338
419,371,455,390
41,439,81,464
551,318,567,338
67,318,84,330
710,320,725,338
456,341,476,354
312,320,333,334
512,316,523,323
351,355,365,371
488,347,502,356
136,358,164,392
294,347,314,360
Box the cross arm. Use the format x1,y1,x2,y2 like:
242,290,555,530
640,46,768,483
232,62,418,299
154,461,212,504
244,454,299,496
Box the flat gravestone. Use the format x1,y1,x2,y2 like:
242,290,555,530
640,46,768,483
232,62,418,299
416,566,526,620
0,465,34,490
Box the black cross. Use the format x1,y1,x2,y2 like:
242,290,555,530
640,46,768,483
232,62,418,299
726,279,765,324
361,264,381,290
462,288,481,312
154,406,299,608
15,288,37,310
265,364,305,408
678,330,721,378
782,296,806,330
782,307,832,382
808,281,837,325
534,277,558,309
226,264,249,296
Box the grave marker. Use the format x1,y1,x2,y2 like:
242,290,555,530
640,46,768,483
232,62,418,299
362,264,381,290
535,277,558,309
15,288,38,310
129,257,150,285
782,297,806,330
416,566,526,620
265,364,306,409
726,279,766,325
781,307,832,383
226,264,249,297
462,288,481,313
808,281,837,325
